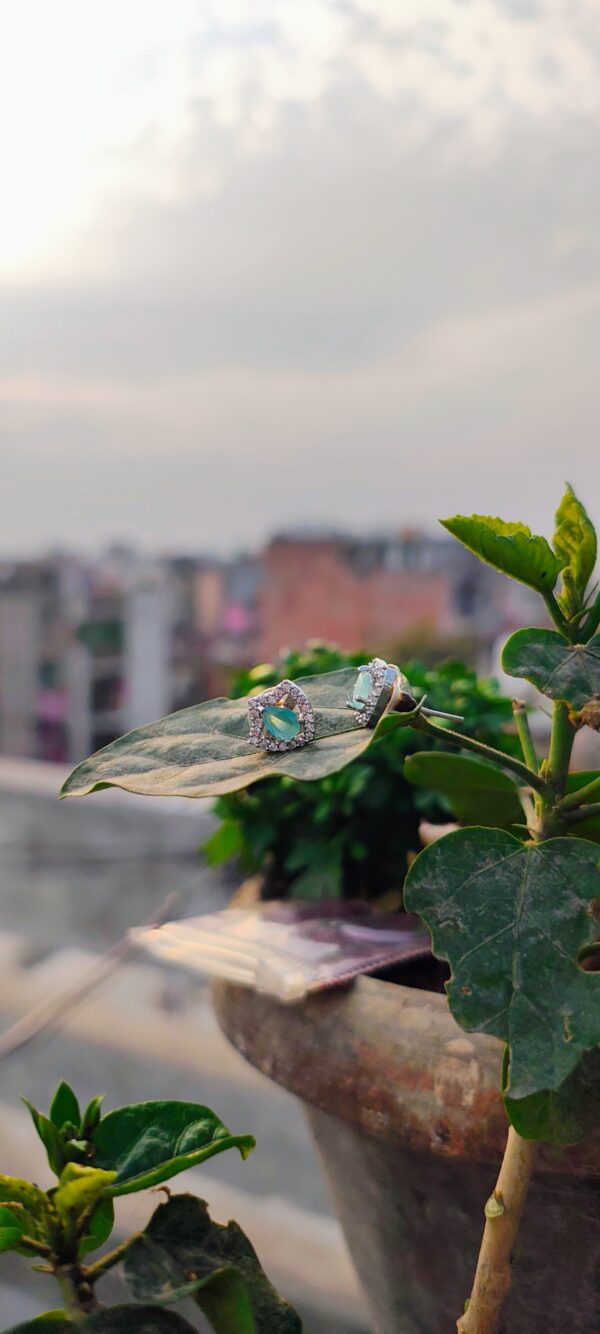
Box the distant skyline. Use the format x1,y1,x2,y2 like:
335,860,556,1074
1,1,599,554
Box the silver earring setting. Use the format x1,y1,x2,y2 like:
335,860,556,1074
346,658,406,727
347,658,465,728
248,680,315,753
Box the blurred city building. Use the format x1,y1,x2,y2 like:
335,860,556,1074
0,531,540,764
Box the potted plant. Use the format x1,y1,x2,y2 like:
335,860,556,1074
0,1081,301,1330
62,485,600,1334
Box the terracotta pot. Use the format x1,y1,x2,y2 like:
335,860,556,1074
214,969,600,1334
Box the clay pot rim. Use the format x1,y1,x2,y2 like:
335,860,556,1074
214,970,600,1179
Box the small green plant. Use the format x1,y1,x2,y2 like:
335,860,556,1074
61,484,600,1334
1,1081,300,1331
205,644,518,903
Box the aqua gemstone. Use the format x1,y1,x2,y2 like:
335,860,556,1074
351,669,371,709
262,704,301,740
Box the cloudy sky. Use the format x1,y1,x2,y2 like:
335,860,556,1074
1,0,599,554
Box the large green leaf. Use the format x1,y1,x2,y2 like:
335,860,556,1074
6,1316,196,1334
53,1164,116,1250
124,1194,302,1333
404,752,524,831
60,669,418,800
5,1317,71,1333
91,1102,254,1197
84,1311,197,1332
440,514,565,593
404,829,600,1100
553,484,597,619
0,1205,26,1254
502,628,600,711
503,1047,600,1144
0,1175,52,1255
77,1194,114,1259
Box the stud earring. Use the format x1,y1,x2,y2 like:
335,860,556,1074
346,658,405,727
347,658,465,728
248,679,315,753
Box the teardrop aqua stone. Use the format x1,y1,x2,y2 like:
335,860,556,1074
262,704,301,740
351,669,371,709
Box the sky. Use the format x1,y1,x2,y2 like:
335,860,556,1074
1,0,599,555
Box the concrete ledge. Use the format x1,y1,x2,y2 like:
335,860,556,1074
0,929,260,1085
0,756,217,856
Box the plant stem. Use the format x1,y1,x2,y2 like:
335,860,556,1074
412,714,548,795
19,1235,51,1256
546,701,576,802
543,591,574,640
512,700,538,772
560,774,600,812
561,802,600,827
456,692,573,1332
56,1265,100,1320
456,1129,537,1334
85,1231,141,1280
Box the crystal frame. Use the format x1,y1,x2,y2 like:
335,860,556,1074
247,679,316,753
347,657,400,728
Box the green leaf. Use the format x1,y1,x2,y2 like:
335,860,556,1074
21,1099,66,1176
0,1204,26,1254
503,1047,600,1144
404,752,524,831
91,1101,255,1197
404,829,600,1101
124,1193,302,1333
202,819,244,866
284,839,344,900
84,1310,197,1332
77,1194,114,1259
5,1316,71,1333
59,669,414,800
553,484,597,619
502,628,600,711
63,1140,91,1166
6,1316,196,1334
81,1095,104,1137
0,1175,52,1255
49,1081,81,1132
53,1164,116,1248
440,514,565,594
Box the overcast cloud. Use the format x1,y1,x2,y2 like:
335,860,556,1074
1,0,599,553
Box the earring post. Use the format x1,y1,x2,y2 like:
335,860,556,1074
421,707,465,722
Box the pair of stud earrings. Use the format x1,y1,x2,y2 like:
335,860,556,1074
247,657,462,754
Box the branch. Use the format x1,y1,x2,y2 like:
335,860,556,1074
456,1128,537,1334
561,802,600,827
546,701,576,800
56,1264,100,1317
84,1231,142,1280
560,774,600,813
19,1235,51,1257
543,591,574,640
512,700,538,772
412,715,548,795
